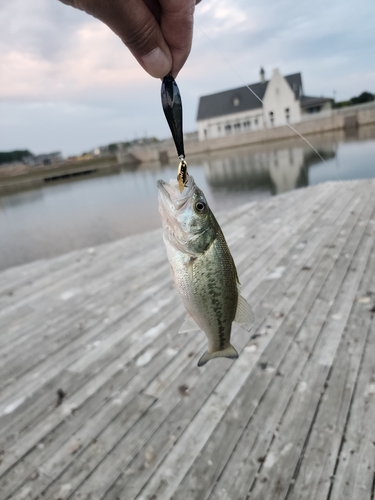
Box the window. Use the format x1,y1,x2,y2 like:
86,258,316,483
234,123,241,132
225,124,232,134
218,125,221,133
285,107,290,123
233,97,240,107
269,111,274,127
243,120,251,129
254,118,258,126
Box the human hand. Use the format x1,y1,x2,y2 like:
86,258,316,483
59,0,200,78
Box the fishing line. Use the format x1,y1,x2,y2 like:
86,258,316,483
195,23,341,173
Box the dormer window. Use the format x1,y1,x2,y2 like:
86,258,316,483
233,97,240,107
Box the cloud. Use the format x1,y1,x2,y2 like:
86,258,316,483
0,3,148,103
0,0,374,155
0,0,85,61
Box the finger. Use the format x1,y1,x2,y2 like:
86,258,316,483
72,0,173,78
159,0,196,77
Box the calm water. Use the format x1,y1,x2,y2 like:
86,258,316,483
1,126,375,271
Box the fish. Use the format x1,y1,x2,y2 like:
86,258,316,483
157,174,254,367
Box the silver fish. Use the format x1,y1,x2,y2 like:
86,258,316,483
157,175,254,367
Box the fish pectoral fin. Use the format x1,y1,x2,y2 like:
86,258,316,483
234,294,255,331
197,344,239,367
178,314,201,334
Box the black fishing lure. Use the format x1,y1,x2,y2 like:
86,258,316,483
161,74,185,159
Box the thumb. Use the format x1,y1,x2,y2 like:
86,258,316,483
75,0,173,78
115,0,173,78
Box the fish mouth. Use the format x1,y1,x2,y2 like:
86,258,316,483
157,176,196,211
157,179,177,203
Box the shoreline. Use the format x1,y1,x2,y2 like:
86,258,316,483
1,103,374,192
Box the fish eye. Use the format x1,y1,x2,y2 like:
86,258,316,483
195,200,206,212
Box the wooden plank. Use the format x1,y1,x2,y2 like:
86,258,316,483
0,229,161,315
39,363,208,499
8,392,154,500
202,184,374,500
8,393,156,500
47,191,340,500
33,186,362,498
151,183,373,500
0,268,173,413
106,342,274,500
329,315,375,499
105,184,369,499
0,180,318,382
0,180,374,500
246,198,375,499
287,224,375,500
0,241,167,352
0,180,332,414
0,188,312,450
1,333,180,498
143,183,355,400
0,311,188,488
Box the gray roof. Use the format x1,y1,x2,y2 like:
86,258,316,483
196,73,303,121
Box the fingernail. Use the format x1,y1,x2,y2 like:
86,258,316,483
141,47,171,78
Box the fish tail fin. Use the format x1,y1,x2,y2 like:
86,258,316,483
197,344,239,367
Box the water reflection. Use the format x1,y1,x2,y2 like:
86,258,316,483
0,126,374,271
202,142,336,197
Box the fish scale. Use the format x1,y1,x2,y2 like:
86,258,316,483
190,235,238,351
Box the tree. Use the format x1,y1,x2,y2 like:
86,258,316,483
0,150,33,165
350,91,374,105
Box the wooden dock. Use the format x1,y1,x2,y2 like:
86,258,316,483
0,179,374,500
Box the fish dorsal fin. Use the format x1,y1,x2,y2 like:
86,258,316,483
178,314,201,334
234,294,254,331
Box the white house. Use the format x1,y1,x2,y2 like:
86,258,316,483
196,68,332,141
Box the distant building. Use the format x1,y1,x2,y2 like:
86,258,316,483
24,152,63,166
196,68,332,141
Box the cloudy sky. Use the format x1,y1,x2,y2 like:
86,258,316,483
1,0,374,157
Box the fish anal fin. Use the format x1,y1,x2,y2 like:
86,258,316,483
234,294,254,332
197,344,238,367
178,314,200,334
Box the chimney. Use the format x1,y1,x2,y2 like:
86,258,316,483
260,67,265,83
